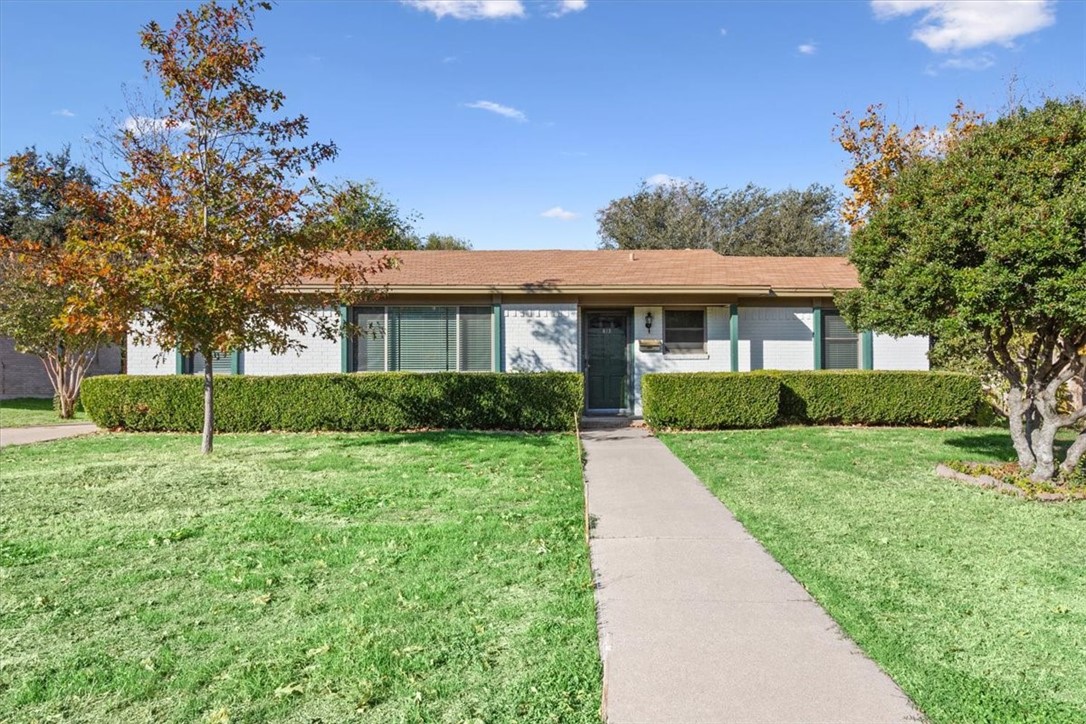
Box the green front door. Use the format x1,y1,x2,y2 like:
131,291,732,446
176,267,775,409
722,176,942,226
585,312,629,410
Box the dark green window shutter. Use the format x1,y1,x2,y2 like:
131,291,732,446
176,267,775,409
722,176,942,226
822,311,859,369
354,307,387,371
459,306,493,371
390,307,455,371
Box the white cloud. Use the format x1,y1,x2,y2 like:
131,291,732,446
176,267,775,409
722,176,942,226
645,173,686,187
871,0,1055,52
939,52,995,71
442,55,458,63
798,42,817,55
541,206,578,220
464,100,527,122
719,27,728,36
122,116,193,137
51,108,76,118
403,0,525,20
550,0,587,17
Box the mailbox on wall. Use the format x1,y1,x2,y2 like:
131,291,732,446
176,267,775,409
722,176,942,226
638,338,662,353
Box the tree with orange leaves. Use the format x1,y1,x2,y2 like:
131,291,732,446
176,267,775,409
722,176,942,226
834,101,983,228
0,148,120,418
68,0,392,453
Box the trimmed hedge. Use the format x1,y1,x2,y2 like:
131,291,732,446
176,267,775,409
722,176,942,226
81,372,584,432
772,370,982,426
642,372,780,429
642,370,981,429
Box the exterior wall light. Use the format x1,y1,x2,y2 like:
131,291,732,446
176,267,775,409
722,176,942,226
645,311,654,332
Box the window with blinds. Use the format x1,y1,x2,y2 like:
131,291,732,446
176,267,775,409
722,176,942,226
822,310,859,369
458,307,493,371
352,306,492,372
664,309,706,354
390,306,457,371
354,307,387,372
185,350,238,375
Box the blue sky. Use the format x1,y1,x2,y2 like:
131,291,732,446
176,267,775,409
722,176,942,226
1,0,1083,249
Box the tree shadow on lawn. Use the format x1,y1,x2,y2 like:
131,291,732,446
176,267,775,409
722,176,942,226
1,397,54,412
943,430,1075,463
272,429,569,450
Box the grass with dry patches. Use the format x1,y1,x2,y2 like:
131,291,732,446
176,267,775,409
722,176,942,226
0,431,600,722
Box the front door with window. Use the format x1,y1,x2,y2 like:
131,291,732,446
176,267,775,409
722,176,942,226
585,312,629,411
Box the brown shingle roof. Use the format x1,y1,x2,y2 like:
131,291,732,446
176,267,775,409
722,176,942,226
318,249,858,292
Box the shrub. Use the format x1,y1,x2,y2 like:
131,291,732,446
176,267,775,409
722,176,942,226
640,370,981,429
772,370,981,426
641,373,780,429
81,372,584,432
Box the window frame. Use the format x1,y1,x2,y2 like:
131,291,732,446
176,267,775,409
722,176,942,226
180,349,241,375
821,309,860,370
662,307,707,356
349,305,495,373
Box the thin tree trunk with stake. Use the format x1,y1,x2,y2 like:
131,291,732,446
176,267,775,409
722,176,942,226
202,351,214,454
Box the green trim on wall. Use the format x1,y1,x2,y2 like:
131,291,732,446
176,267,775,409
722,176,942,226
175,348,185,375
492,302,503,372
812,306,824,370
729,304,739,372
627,309,635,411
862,330,874,370
339,304,350,373
230,350,241,375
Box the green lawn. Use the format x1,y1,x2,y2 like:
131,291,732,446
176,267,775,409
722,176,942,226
0,432,601,722
0,397,87,427
662,427,1086,723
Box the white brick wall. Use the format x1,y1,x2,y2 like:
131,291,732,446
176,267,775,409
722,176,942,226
738,307,815,371
873,333,929,371
631,306,729,413
504,304,579,372
127,309,343,376
127,334,174,376
245,308,341,375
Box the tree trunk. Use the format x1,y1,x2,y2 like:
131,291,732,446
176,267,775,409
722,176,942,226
1006,387,1036,469
201,353,214,454
39,350,83,420
1062,431,1086,476
57,389,76,419
1029,419,1060,483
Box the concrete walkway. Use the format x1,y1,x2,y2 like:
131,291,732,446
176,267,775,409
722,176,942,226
0,423,99,448
582,423,920,723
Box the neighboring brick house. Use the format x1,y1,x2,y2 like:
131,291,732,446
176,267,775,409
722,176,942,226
0,336,122,400
127,249,930,415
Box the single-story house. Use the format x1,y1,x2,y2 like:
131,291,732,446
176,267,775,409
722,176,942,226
127,249,929,416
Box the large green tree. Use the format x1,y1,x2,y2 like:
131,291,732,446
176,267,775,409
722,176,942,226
839,98,1086,482
0,148,116,418
596,181,848,256
315,180,419,250
418,233,471,250
317,180,472,250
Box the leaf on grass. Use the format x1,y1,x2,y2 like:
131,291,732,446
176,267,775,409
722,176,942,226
252,593,272,606
207,707,230,724
306,644,330,657
273,681,304,698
